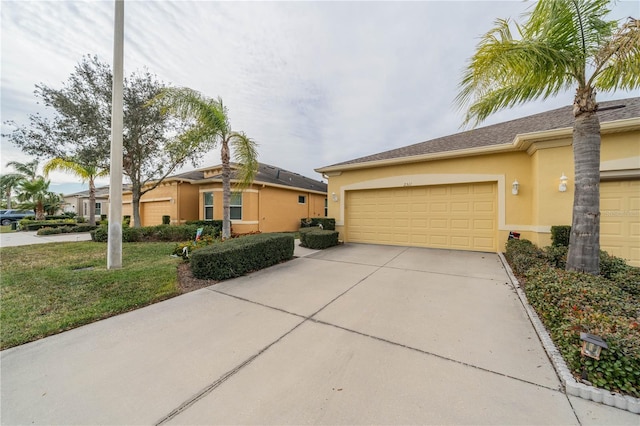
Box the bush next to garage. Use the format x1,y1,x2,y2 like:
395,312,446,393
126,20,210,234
190,233,294,280
300,217,336,230
300,229,339,250
504,237,640,398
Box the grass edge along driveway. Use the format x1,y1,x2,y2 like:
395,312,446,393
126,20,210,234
1,241,180,350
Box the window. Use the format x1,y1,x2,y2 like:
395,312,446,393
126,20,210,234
230,192,242,220
204,192,214,220
325,198,328,217
95,202,101,216
298,195,306,204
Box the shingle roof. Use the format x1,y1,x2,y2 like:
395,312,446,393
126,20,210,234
165,163,326,193
201,163,327,193
64,185,131,198
319,97,640,170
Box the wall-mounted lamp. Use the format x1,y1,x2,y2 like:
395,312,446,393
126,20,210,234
559,173,568,192
512,180,519,195
331,192,339,202
580,332,607,360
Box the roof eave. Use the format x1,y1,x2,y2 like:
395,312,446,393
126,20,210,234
315,117,640,174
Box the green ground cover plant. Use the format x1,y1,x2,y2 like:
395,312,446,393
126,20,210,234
0,241,179,350
505,239,639,397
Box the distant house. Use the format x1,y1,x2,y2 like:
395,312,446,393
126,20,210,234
316,97,640,266
62,186,112,221
121,163,328,233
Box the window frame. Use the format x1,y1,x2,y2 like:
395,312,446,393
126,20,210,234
230,192,242,220
204,192,214,220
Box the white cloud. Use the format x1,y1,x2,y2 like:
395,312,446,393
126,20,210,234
1,0,638,193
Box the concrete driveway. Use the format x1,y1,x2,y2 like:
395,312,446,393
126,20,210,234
1,243,636,425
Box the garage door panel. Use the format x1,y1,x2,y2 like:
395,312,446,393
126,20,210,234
346,182,497,252
600,181,640,266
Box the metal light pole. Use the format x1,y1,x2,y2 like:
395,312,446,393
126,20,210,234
108,0,124,269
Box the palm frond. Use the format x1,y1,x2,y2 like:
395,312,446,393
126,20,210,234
593,17,640,91
230,132,259,190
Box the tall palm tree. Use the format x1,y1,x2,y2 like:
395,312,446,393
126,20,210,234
1,159,41,209
456,0,639,274
43,158,109,226
16,177,51,220
155,89,258,239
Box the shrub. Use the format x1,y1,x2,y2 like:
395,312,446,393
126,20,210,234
544,245,568,269
300,217,336,230
550,225,571,247
173,235,218,259
90,224,221,243
599,250,629,280
36,224,98,235
524,266,639,397
300,230,339,249
22,219,77,231
185,220,223,236
504,239,546,276
162,215,170,225
611,268,640,298
190,233,294,280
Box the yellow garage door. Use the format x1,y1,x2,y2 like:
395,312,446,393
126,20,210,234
346,182,497,252
141,201,172,226
600,180,640,267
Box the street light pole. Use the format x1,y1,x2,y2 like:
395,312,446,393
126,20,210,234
108,0,124,269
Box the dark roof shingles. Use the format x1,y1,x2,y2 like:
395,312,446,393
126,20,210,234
325,97,640,168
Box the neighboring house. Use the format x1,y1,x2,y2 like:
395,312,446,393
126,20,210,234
121,163,327,233
62,186,113,221
316,97,640,266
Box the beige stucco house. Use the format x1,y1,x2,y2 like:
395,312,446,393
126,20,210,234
62,186,112,221
316,97,640,266
121,163,327,233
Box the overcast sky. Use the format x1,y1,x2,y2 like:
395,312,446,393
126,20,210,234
1,0,638,195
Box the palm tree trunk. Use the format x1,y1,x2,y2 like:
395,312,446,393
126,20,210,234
221,140,231,239
566,98,601,275
88,177,96,226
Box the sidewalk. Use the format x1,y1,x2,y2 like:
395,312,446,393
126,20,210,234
0,231,93,248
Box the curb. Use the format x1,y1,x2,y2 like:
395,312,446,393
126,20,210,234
498,253,640,415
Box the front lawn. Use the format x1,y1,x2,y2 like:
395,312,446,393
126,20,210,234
0,242,180,350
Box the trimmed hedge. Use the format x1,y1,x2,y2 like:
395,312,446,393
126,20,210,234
190,233,294,280
91,224,222,243
185,220,223,236
550,225,571,247
36,225,98,235
299,229,339,249
300,217,336,230
21,219,77,231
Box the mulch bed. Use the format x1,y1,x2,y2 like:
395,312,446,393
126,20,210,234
176,262,219,293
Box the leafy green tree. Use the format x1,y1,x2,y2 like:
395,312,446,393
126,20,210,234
43,157,109,226
4,55,206,228
456,0,639,274
0,174,24,209
156,88,258,239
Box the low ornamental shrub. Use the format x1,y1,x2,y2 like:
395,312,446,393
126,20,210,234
173,235,217,259
523,266,639,397
36,224,98,235
300,217,336,230
23,219,78,231
300,229,339,249
162,215,171,225
504,239,546,275
190,233,294,280
550,225,571,247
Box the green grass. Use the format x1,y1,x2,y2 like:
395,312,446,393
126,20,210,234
0,241,181,350
0,225,15,233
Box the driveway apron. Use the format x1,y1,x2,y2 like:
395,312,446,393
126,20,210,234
1,243,636,425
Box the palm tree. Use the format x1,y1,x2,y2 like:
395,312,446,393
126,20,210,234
155,89,258,239
456,0,639,274
1,159,40,209
43,158,109,226
0,173,24,209
16,177,51,220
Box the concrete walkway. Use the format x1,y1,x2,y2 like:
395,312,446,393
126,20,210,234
1,244,637,425
0,230,93,247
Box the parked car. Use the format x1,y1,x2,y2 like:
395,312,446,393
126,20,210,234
0,210,36,226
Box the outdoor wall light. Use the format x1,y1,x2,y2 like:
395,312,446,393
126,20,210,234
580,332,608,360
559,173,568,192
331,192,339,202
512,180,519,195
